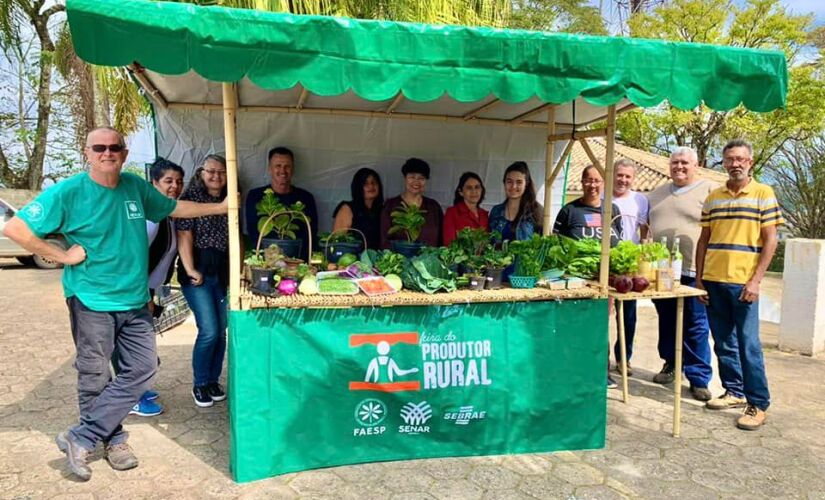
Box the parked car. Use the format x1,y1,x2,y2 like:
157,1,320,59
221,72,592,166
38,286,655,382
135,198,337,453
0,197,66,269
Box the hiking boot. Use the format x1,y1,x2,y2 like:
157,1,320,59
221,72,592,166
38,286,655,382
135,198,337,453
207,382,226,402
652,362,675,384
737,405,767,430
706,391,747,410
105,442,139,471
192,386,213,408
614,362,633,377
129,396,163,417
690,385,712,402
607,375,618,389
56,431,92,481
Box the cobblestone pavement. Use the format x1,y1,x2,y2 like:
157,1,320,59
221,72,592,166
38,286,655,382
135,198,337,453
2,259,824,499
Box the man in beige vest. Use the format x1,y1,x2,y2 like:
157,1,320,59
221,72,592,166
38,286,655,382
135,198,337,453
647,147,715,401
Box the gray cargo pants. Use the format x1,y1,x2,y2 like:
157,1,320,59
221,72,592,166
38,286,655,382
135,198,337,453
66,296,157,450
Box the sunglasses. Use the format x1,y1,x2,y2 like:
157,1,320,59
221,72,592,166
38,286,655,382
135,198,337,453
88,144,125,153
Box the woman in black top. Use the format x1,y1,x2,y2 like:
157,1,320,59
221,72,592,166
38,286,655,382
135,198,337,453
332,168,384,250
176,154,229,409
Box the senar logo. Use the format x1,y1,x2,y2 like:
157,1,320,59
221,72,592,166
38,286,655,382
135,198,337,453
349,332,421,392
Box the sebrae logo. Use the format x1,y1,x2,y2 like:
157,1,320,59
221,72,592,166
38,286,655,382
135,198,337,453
443,405,487,425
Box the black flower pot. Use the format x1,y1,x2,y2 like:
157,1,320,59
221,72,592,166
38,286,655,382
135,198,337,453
250,267,275,294
466,274,487,291
485,267,505,290
261,238,303,259
390,240,424,259
323,241,363,264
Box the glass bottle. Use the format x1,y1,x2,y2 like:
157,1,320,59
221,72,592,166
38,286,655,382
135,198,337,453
671,237,683,289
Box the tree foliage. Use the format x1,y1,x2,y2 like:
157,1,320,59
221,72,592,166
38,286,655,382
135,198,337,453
509,0,606,34
770,138,825,239
618,0,825,173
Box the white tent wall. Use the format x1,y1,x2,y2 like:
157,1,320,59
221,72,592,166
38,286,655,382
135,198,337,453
155,107,567,237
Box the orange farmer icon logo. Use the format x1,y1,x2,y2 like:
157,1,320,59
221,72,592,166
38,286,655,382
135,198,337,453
349,332,421,392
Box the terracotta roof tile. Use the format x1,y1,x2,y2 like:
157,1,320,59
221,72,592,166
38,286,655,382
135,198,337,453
564,138,728,195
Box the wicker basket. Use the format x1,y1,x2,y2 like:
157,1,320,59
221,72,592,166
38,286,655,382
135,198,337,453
153,287,190,334
508,275,538,289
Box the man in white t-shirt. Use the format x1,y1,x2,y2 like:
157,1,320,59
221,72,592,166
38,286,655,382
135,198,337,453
611,159,649,376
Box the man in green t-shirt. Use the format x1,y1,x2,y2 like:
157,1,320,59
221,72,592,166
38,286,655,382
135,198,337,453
3,127,227,481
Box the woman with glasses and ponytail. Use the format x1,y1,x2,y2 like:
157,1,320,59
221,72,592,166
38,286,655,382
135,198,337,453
176,155,230,408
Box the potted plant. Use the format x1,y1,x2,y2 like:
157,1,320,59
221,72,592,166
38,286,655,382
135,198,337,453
255,188,309,259
508,235,548,289
483,247,513,290
319,230,364,264
244,252,278,295
388,202,427,258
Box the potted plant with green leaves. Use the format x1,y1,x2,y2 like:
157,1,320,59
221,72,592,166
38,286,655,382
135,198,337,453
255,188,310,259
388,202,427,258
508,235,548,289
483,247,513,290
319,229,366,264
244,252,279,295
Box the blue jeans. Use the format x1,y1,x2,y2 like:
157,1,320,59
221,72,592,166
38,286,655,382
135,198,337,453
653,275,713,387
613,300,637,362
182,274,227,387
704,280,770,410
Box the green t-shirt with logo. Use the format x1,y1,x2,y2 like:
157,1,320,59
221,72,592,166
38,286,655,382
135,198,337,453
17,172,177,311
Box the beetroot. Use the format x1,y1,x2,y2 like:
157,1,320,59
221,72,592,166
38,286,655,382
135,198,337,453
632,276,650,293
614,275,633,293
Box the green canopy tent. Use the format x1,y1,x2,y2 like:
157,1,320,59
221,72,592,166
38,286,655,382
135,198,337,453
67,0,788,307
68,0,788,481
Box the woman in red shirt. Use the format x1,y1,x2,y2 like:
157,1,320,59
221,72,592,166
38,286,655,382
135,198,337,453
443,172,489,246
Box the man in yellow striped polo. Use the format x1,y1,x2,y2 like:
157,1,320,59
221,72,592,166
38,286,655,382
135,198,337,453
695,139,784,431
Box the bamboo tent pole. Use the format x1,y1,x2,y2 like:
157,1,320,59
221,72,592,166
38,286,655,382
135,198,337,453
598,105,617,290
222,83,242,311
579,138,605,177
542,106,557,235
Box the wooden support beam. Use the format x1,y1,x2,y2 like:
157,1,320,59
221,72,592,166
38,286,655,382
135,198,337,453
462,98,502,120
166,102,551,130
222,83,242,311
579,138,605,176
385,93,405,114
548,139,574,186
511,102,554,125
547,128,607,142
296,88,309,109
598,105,617,291
541,106,557,235
128,64,168,109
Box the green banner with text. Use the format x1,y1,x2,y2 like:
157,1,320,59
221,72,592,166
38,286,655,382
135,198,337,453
228,299,607,483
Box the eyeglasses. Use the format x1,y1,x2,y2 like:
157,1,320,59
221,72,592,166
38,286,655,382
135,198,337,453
203,169,227,176
582,179,603,185
723,156,751,165
88,144,125,153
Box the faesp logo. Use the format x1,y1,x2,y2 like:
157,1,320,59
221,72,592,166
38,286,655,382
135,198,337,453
352,398,387,437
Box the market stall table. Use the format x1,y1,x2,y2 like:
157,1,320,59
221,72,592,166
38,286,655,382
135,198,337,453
229,284,612,481
610,285,707,438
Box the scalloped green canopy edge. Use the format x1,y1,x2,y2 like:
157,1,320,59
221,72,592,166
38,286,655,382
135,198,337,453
67,0,788,112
